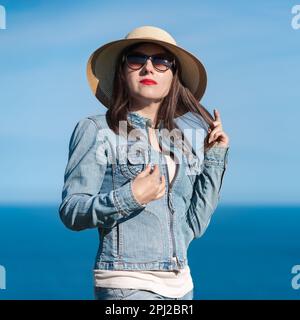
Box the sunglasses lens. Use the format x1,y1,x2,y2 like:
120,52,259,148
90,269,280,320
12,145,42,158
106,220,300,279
126,54,174,71
152,56,173,71
126,54,145,69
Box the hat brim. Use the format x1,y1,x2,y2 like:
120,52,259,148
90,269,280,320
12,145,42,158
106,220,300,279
87,38,207,109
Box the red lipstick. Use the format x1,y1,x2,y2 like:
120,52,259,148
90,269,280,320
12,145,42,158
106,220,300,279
140,79,157,85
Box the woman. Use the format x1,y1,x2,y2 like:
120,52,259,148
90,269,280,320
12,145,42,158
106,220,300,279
59,25,230,300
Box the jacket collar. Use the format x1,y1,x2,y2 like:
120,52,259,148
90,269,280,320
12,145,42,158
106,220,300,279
127,111,163,130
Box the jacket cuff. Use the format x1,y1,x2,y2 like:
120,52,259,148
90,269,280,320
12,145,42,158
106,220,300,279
113,180,146,216
204,146,229,169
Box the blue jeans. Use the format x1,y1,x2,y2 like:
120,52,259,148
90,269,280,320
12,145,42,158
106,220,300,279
94,287,194,300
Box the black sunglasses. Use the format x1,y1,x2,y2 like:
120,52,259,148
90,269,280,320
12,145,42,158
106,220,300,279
122,52,176,72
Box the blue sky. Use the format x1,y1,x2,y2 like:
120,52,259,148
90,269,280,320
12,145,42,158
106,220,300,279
0,0,299,205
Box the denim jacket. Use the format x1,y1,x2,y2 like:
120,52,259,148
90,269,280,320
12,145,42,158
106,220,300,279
59,111,229,271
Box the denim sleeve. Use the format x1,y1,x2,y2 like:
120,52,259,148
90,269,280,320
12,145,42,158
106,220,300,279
185,145,229,239
58,118,146,231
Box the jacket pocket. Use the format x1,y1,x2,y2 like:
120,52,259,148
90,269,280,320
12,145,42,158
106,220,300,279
118,151,146,179
119,163,145,179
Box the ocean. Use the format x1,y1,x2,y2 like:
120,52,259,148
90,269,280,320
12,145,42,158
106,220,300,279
0,204,299,300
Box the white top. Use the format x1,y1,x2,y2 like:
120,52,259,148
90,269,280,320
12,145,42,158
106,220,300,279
94,264,194,298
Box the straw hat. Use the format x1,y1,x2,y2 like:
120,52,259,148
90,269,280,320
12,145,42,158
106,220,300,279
86,25,207,109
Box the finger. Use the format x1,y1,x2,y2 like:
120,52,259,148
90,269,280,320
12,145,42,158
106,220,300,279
156,187,166,199
209,126,222,137
214,108,222,122
151,164,160,176
159,174,166,188
211,120,222,128
208,121,221,133
155,172,163,186
207,126,223,136
209,130,224,144
154,174,165,193
213,131,228,143
140,164,152,176
156,177,166,197
208,128,222,143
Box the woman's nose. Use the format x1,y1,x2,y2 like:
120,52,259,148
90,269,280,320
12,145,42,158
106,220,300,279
142,58,155,73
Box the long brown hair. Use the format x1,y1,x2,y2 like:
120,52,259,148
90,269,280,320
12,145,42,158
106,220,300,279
106,42,215,155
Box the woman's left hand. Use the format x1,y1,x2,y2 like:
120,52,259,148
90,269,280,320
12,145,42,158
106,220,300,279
205,109,230,149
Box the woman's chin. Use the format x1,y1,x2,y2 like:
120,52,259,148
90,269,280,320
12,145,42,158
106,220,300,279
134,94,164,103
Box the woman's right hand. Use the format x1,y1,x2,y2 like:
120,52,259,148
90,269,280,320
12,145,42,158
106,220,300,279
131,164,166,206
